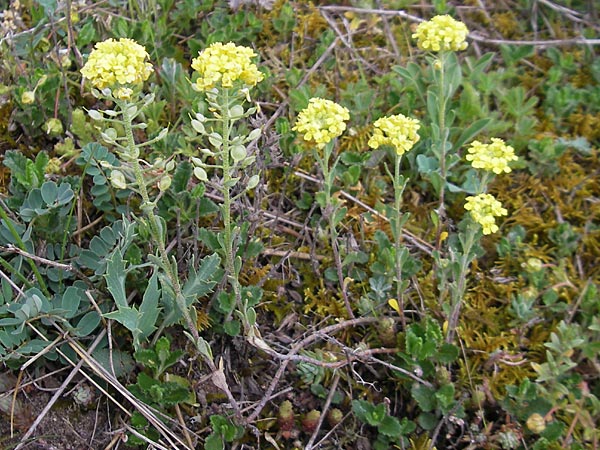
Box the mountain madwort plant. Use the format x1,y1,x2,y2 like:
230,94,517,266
188,42,267,343
396,16,519,342
80,38,220,356
293,97,352,317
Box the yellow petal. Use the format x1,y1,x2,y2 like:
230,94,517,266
388,299,401,314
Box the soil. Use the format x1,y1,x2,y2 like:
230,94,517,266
1,387,115,450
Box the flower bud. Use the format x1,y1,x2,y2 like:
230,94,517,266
44,118,64,136
327,408,343,427
526,413,546,434
523,258,543,273
46,157,62,174
21,91,35,104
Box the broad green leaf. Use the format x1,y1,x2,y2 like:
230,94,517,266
365,403,386,426
437,343,459,363
134,349,158,369
352,399,373,423
411,384,436,412
61,286,83,319
204,433,224,450
378,415,403,437
40,181,58,205
76,311,101,337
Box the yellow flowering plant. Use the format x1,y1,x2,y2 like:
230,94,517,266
80,38,153,99
409,15,472,250
412,15,469,53
464,193,508,235
293,98,350,149
402,15,520,343
81,38,224,363
189,42,265,342
191,42,263,91
368,114,420,327
293,98,353,317
466,138,518,175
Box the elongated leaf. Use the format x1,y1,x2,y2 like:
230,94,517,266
105,249,128,308
76,311,101,337
182,253,220,301
138,272,160,340
104,306,139,332
451,118,492,152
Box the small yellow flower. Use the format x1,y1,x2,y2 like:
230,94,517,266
466,138,518,174
368,114,420,156
292,98,350,149
191,42,263,91
81,38,153,91
113,87,133,100
526,413,546,434
412,15,469,52
464,193,507,235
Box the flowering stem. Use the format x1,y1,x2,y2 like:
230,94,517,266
218,89,244,325
435,52,449,250
392,153,408,329
317,143,354,319
121,102,200,345
446,223,477,343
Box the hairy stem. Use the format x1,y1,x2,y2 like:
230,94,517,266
393,153,407,329
435,53,449,250
121,103,199,344
218,89,244,324
446,226,476,343
318,144,354,319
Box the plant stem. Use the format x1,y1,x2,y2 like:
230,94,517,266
121,102,200,344
435,53,449,250
393,153,407,329
318,143,354,319
446,224,476,343
218,89,244,324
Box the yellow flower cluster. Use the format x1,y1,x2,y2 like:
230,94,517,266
80,38,153,96
191,42,263,91
412,15,469,52
368,114,421,156
466,138,518,174
464,193,507,235
293,98,350,149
